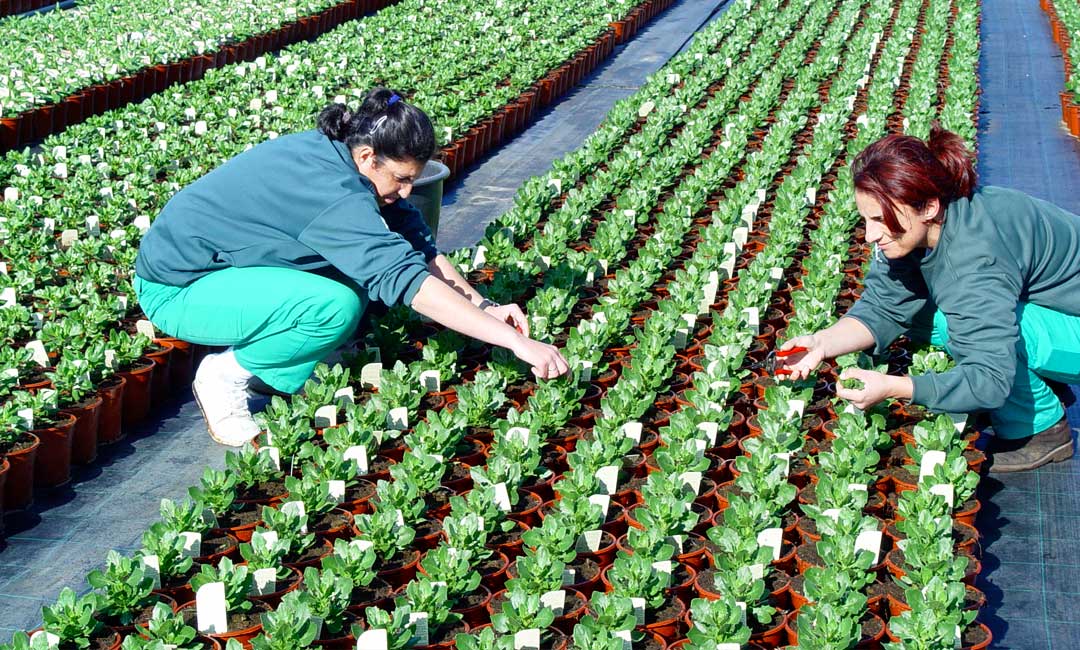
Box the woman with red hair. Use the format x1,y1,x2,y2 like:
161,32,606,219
778,125,1080,472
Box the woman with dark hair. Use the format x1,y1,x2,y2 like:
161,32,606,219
134,88,568,446
777,125,1080,472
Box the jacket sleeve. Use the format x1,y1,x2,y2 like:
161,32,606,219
386,200,439,262
298,193,431,306
910,257,1022,413
843,247,932,355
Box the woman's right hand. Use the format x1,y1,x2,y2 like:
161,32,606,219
776,334,826,381
511,335,570,380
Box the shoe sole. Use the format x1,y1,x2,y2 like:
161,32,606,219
988,441,1074,473
192,380,252,448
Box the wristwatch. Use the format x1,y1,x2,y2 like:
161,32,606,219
476,298,499,311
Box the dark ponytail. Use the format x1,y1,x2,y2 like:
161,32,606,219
317,88,436,163
851,122,977,233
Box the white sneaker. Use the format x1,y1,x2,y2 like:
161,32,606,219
192,350,261,447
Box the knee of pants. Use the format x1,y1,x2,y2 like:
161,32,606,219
309,284,364,340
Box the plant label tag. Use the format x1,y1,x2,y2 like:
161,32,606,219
493,482,512,511
365,346,382,363
697,422,719,446
253,530,279,547
179,532,201,558
805,187,817,206
749,563,765,580
733,226,749,250
26,339,49,367
671,326,689,349
848,483,868,492
681,313,697,329
195,581,228,634
103,349,118,370
735,601,748,625
201,508,218,528
743,307,760,335
385,407,408,431
42,217,56,234
667,534,686,554
741,204,757,229
666,73,681,84
360,362,382,389
548,177,562,194
651,560,673,578
589,494,611,517
282,501,308,533
842,402,863,417
141,555,161,588
638,101,656,118
692,438,707,456
577,530,604,553
419,370,441,393
930,483,956,508
787,400,805,418
757,527,783,561
251,567,277,596
334,387,355,406
513,629,541,650
621,421,642,442
721,243,738,278
329,480,347,502
470,245,487,269
29,631,59,648
356,628,388,650
86,215,100,236
615,629,633,650
855,530,883,565
593,310,608,325
258,446,281,470
2,188,16,202
60,228,79,247
540,589,566,615
536,254,551,272
562,568,577,586
773,452,791,477
408,612,429,646
631,597,646,626
580,360,593,383
679,471,704,495
947,412,967,432
135,319,157,339
919,450,947,481
345,445,369,474
0,262,6,276
823,508,841,522
595,465,620,494
506,427,530,445
314,405,338,428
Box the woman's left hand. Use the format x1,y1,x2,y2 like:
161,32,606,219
835,368,911,410
484,303,530,337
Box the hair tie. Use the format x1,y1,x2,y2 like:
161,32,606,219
368,115,389,135
387,93,402,107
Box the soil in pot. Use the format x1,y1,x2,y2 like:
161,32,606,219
234,478,287,504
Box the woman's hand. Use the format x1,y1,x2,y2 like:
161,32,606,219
775,334,826,381
484,303,530,337
835,367,913,410
511,335,569,380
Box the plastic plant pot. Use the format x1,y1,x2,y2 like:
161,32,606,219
409,159,451,239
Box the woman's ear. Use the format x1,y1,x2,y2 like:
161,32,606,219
351,145,377,171
920,197,941,223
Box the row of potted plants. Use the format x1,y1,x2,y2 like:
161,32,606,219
1040,0,1080,136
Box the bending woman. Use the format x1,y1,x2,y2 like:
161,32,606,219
134,89,568,446
778,125,1080,472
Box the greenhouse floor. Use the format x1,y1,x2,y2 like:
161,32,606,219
1,0,1080,647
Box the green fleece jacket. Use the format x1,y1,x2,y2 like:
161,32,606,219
135,129,438,306
845,186,1080,413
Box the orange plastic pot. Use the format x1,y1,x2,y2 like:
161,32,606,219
144,340,175,407
32,413,77,487
64,394,103,465
2,432,39,511
96,375,127,444
118,359,155,426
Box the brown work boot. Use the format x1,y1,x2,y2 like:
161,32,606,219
988,416,1074,473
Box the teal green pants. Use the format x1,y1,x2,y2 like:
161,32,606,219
930,303,1080,439
134,267,367,393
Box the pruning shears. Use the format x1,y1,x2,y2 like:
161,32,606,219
751,346,808,376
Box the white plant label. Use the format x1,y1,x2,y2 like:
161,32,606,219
757,527,783,561
692,438,708,456
133,214,152,233
259,446,281,470
749,563,765,580
855,530,883,564
356,628,389,650
842,402,863,417
547,177,562,194
615,629,633,650
26,339,50,367
588,493,611,518
787,400,806,418
668,534,685,554
253,530,279,547
350,538,374,553
595,465,620,494
471,244,487,268
28,632,59,648
360,362,382,389
329,480,347,502
919,450,948,481
536,254,551,272
948,412,968,432
419,370,441,393
252,567,278,596
314,405,338,428
195,581,228,634
141,554,161,589
631,597,646,626
773,452,791,477
1,286,18,306
179,532,202,558
344,445,369,475
930,483,956,508
697,422,719,446
366,346,382,363
580,360,593,383
493,482,512,512
385,407,408,431
514,629,541,650
408,612,429,646
540,589,567,616
562,568,577,586
823,508,841,522
741,204,757,229
86,215,100,236
735,601,748,625
637,100,655,118
680,471,704,495
334,387,355,406
849,483,868,493
2,187,17,202
506,426,530,445
671,326,689,349
136,319,157,339
621,421,642,443
282,501,308,533
733,226,749,250
577,530,604,553
651,560,673,578
743,307,760,335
